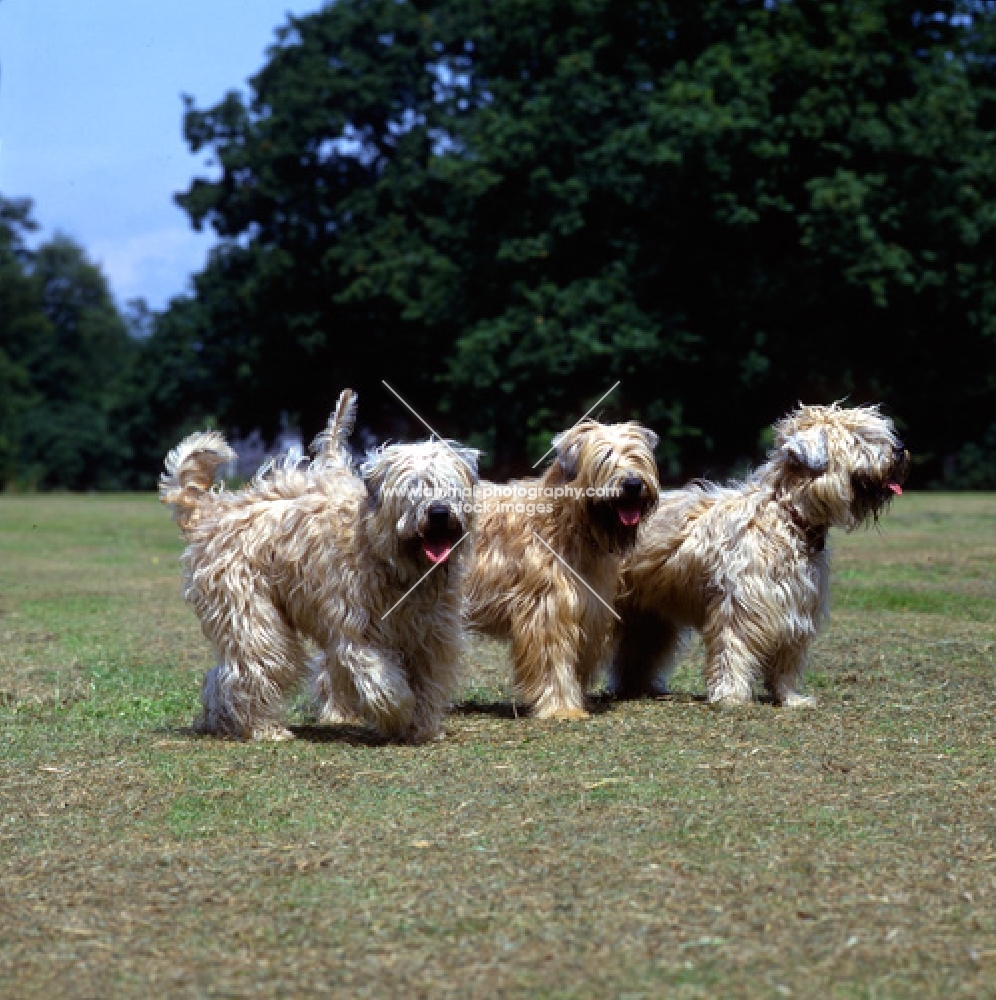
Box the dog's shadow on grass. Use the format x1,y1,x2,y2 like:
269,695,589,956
289,724,390,747
453,698,618,719
451,691,706,718
152,723,391,748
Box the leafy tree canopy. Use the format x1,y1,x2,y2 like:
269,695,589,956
0,198,144,489
175,2,996,479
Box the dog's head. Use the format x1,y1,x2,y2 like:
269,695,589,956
548,419,660,548
361,439,479,573
770,403,909,529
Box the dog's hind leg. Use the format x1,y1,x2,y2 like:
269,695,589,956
701,612,758,705
610,611,685,698
765,644,816,708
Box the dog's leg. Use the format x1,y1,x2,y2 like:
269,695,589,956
701,612,758,705
511,598,589,720
403,620,463,743
404,662,451,744
194,599,305,740
766,645,817,708
575,627,613,696
310,652,364,725
334,641,415,738
610,611,684,698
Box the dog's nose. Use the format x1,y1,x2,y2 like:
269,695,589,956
621,477,644,498
427,503,451,530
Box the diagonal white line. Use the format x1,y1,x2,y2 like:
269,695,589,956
530,532,621,621
381,381,476,475
381,532,471,620
531,380,621,469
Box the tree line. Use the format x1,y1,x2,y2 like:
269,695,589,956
2,0,996,489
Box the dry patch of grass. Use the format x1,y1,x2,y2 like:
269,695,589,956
1,494,994,998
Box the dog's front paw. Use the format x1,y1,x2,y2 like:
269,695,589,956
707,692,753,711
781,692,817,709
405,726,445,745
250,723,296,741
536,706,591,721
316,704,363,726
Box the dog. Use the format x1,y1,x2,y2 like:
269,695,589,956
160,389,479,742
464,419,659,719
611,403,909,707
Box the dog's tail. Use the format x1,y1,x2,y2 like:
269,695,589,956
159,431,236,532
311,388,358,471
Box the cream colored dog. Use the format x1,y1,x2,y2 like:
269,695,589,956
160,390,479,742
464,419,659,719
612,403,909,706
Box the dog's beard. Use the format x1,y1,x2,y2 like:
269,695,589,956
418,522,464,565
615,497,645,527
850,457,907,523
587,496,650,550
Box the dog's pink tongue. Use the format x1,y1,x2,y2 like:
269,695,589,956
887,482,903,496
618,506,642,527
422,539,453,564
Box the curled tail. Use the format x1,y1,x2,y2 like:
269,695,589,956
160,431,236,532
311,388,359,471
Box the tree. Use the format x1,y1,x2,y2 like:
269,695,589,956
0,203,147,490
176,0,996,479
0,198,46,483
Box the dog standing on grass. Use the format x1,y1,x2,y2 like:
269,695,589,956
160,389,479,742
464,419,659,719
612,403,909,707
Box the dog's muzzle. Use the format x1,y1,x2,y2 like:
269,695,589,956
615,476,647,527
888,444,911,495
420,502,460,565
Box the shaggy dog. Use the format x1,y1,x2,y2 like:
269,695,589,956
612,403,909,706
464,419,659,719
160,390,479,742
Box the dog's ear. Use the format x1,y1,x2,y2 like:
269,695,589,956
782,426,829,474
553,429,582,481
360,449,390,504
638,426,659,452
452,447,481,484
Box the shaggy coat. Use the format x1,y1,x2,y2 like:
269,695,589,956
160,390,479,741
612,403,909,706
465,420,659,719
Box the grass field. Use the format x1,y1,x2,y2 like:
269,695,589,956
1,493,994,999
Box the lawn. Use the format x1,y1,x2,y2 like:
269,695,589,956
1,493,994,999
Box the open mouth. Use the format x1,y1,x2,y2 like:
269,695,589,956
852,472,906,519
615,500,644,527
421,535,454,564
418,503,461,564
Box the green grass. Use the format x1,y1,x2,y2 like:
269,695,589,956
1,493,995,998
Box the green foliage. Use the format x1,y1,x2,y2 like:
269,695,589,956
0,200,147,490
5,3,996,487
0,199,44,482
172,0,996,477
944,422,996,488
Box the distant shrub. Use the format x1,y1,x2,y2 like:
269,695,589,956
942,424,996,490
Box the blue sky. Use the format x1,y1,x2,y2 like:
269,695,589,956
0,0,321,309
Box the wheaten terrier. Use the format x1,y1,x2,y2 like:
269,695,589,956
612,403,909,707
464,419,659,719
160,390,479,742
